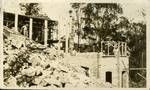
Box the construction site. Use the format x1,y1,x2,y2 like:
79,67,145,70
2,2,146,88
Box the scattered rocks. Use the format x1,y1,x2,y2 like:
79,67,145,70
3,26,112,88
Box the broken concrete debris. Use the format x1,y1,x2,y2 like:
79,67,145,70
3,26,113,88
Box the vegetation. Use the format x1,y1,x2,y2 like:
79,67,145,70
20,3,41,16
70,3,146,87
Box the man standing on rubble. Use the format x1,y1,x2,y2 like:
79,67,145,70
21,23,29,37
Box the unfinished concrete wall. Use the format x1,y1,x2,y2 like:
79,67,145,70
75,53,129,88
98,56,129,87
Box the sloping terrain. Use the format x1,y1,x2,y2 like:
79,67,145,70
3,26,113,88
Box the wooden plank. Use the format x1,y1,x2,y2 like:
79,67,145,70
129,68,146,70
137,73,146,80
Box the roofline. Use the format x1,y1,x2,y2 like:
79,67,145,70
3,11,57,22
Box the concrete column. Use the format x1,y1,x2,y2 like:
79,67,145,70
29,18,33,40
117,42,121,87
97,52,100,78
126,70,129,88
98,52,103,80
15,14,18,32
44,20,48,46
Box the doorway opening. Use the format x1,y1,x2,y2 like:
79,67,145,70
106,71,112,83
122,71,128,87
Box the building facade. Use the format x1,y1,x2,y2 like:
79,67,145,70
3,11,58,47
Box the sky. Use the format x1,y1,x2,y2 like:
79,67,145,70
3,0,147,37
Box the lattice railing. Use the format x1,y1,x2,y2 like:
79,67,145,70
101,41,127,56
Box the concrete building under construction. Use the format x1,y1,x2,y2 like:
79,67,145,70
3,11,129,88
70,41,129,88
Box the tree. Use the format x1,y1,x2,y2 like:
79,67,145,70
20,3,41,16
128,22,146,87
71,3,85,51
71,3,146,87
71,3,125,51
83,3,124,41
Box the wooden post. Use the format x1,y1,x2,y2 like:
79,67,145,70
121,42,123,56
122,42,124,56
101,41,103,52
44,20,48,46
15,13,18,32
124,43,127,56
65,29,69,53
141,51,143,68
29,18,33,40
107,41,109,55
57,21,61,51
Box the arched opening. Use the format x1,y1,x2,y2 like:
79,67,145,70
122,71,128,88
106,71,112,83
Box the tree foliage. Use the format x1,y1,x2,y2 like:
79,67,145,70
71,3,146,87
71,3,126,43
20,3,41,16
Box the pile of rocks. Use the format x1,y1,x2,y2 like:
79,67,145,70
3,26,112,88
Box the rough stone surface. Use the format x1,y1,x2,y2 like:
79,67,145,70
3,26,112,88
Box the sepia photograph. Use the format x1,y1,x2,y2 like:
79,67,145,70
2,0,147,88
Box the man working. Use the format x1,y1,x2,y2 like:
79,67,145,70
21,23,29,37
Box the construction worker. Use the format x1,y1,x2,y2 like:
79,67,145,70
21,23,29,37
113,45,119,56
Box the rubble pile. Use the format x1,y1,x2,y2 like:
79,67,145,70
3,26,112,88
